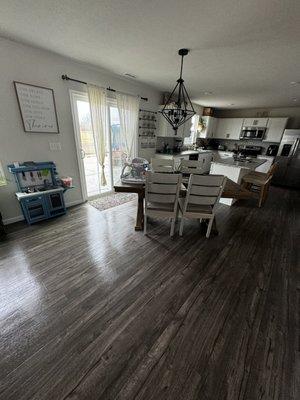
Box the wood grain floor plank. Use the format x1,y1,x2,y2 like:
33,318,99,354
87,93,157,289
0,187,298,400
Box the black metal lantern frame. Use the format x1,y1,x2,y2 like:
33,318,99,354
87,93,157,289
160,48,196,134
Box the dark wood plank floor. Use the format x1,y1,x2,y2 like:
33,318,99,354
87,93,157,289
0,186,299,400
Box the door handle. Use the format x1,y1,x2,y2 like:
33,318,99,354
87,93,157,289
80,148,86,159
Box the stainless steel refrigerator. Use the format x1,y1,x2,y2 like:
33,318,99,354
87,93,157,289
272,129,300,188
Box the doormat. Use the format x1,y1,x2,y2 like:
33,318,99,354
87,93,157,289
89,192,136,212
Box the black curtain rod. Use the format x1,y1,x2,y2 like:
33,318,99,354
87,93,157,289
61,74,148,101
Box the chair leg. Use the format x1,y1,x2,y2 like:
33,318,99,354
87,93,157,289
258,185,265,208
179,217,184,236
206,217,214,238
170,218,176,237
144,215,147,235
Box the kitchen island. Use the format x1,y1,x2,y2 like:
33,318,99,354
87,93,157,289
210,157,267,205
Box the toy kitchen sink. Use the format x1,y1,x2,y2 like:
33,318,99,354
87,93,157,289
8,161,72,224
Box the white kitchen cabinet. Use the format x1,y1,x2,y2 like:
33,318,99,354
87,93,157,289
214,118,243,140
199,116,218,138
243,118,268,127
263,118,288,143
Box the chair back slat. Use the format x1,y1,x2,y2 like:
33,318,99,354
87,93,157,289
190,185,220,196
191,174,225,186
148,183,177,194
188,195,217,205
148,193,177,203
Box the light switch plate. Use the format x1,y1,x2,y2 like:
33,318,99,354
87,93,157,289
49,142,62,151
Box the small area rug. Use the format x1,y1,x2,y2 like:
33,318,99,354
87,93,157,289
89,192,136,212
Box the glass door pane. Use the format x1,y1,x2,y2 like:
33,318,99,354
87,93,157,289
75,96,112,198
109,105,127,185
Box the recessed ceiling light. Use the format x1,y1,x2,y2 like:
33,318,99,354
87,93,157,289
199,90,212,95
292,98,298,102
124,73,136,79
290,81,300,85
228,103,235,106
204,91,212,95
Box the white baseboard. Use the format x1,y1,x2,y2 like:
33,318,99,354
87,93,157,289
65,199,85,207
3,215,24,225
3,198,85,225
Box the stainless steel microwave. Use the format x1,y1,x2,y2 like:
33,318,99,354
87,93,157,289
240,126,266,140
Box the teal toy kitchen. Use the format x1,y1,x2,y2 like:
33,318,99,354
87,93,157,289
8,161,72,224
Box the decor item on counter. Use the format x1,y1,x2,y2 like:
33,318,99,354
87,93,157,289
160,49,195,134
197,117,207,133
14,81,59,133
202,107,214,116
7,161,73,224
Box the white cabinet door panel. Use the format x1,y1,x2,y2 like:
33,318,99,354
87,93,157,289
243,118,268,127
264,118,288,143
215,118,243,139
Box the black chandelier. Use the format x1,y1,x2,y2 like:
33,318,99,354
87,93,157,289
160,48,196,134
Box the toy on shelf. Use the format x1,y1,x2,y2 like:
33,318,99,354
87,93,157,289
7,161,73,225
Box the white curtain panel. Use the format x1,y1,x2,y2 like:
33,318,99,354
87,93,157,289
115,92,139,162
87,84,108,186
0,161,7,187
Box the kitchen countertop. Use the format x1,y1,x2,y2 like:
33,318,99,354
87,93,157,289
212,157,267,170
155,149,212,157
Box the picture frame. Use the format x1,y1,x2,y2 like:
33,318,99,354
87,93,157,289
14,81,59,133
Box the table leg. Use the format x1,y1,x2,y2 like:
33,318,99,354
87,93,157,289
135,193,144,231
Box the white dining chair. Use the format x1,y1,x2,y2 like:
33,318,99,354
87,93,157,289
144,172,182,237
178,174,226,238
150,157,175,173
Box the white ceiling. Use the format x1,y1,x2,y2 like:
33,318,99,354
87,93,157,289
1,0,300,109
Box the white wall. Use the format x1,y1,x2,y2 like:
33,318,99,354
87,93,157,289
214,107,300,129
0,38,161,224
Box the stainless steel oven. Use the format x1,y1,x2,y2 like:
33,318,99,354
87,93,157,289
240,126,266,140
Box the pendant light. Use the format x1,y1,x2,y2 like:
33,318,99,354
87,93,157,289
160,48,196,134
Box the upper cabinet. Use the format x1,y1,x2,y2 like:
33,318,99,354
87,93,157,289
243,118,268,127
263,118,288,143
214,118,243,140
199,116,218,138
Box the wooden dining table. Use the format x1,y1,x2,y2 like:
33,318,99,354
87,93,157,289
114,177,255,233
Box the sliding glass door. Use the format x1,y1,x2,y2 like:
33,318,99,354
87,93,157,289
71,91,126,199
